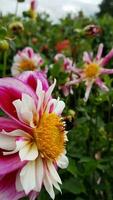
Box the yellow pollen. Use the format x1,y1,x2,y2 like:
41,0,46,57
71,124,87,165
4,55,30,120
19,59,36,72
84,63,99,78
33,113,65,161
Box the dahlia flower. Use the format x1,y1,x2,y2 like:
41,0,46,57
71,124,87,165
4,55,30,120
54,54,78,96
67,44,113,101
0,71,68,200
11,47,44,76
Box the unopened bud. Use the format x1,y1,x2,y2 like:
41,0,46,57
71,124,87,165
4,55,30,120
84,24,102,37
0,40,9,51
9,21,24,34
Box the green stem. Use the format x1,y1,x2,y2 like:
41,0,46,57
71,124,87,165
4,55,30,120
3,51,8,77
15,1,19,16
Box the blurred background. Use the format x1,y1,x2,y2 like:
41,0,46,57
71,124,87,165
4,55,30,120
0,0,102,22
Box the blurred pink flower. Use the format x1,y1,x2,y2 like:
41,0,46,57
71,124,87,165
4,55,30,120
11,47,44,76
0,71,68,200
84,24,102,37
67,44,113,101
29,0,37,19
30,0,37,11
55,54,78,96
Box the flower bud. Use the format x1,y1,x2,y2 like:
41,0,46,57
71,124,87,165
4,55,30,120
0,40,9,51
9,21,24,34
84,24,102,37
32,37,38,44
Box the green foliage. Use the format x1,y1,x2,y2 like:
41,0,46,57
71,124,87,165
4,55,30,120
97,0,113,17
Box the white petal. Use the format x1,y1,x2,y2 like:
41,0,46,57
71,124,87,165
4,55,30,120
3,140,29,156
21,110,33,126
50,177,61,193
84,80,93,102
13,94,36,127
13,54,21,63
13,99,33,125
3,148,18,156
20,161,36,194
57,154,69,169
36,79,45,113
2,129,32,138
36,79,43,95
44,79,56,108
47,162,62,184
13,99,22,120
54,100,65,115
16,171,23,192
45,99,57,113
37,91,45,112
19,141,38,161
43,167,55,199
35,157,44,191
22,93,36,113
11,65,20,76
0,133,16,151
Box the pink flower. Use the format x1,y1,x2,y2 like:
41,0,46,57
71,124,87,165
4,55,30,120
0,71,68,200
67,44,113,101
54,54,78,96
11,47,44,76
83,24,102,37
29,0,37,19
30,0,37,11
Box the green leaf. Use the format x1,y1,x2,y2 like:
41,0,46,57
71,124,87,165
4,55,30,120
0,27,7,38
67,158,79,177
62,178,86,194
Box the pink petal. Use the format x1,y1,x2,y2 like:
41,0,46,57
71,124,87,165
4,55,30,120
44,79,56,109
83,52,92,63
0,154,26,175
18,71,49,92
101,49,113,67
0,170,25,200
23,47,34,58
0,77,38,126
61,85,70,96
100,68,113,75
95,78,109,92
0,117,30,132
29,191,38,200
84,81,93,102
66,78,82,86
96,43,103,61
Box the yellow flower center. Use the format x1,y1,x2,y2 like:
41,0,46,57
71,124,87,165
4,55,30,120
19,59,36,72
84,63,99,78
33,113,65,161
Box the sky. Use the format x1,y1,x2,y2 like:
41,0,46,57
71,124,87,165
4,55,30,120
0,0,103,22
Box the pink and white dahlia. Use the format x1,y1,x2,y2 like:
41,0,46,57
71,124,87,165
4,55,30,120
54,54,78,96
0,71,68,200
11,47,44,76
67,44,113,101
